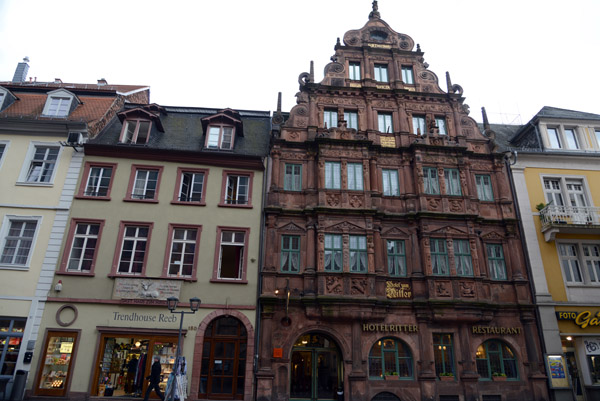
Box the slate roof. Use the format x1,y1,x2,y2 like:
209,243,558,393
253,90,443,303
477,123,521,153
90,104,272,157
532,106,600,121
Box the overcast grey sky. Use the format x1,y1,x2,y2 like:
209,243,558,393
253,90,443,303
1,0,598,124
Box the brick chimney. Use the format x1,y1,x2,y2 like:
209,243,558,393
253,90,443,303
12,57,30,82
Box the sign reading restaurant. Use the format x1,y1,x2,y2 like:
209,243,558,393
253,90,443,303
556,310,600,329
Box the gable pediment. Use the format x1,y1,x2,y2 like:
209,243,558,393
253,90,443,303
381,226,410,237
429,226,469,236
278,222,306,232
324,221,364,233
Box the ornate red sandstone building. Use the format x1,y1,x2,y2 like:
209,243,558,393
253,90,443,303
257,4,549,401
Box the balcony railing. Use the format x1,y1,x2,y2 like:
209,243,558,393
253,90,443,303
539,205,600,241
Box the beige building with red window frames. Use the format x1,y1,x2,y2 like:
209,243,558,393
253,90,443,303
33,103,270,400
0,59,149,396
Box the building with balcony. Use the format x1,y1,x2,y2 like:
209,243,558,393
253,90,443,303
257,4,548,401
502,106,600,401
31,102,270,400
0,59,149,396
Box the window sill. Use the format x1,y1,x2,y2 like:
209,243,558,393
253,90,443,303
171,200,206,206
218,203,253,209
0,264,29,270
75,195,111,201
16,181,54,187
123,198,159,204
566,283,600,288
210,278,248,284
161,275,197,282
108,273,146,278
56,271,95,277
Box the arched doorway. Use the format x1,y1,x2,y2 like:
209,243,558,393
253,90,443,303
198,316,247,400
290,333,342,401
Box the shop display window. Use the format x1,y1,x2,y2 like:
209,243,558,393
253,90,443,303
588,355,600,384
93,334,176,398
35,330,78,396
0,318,25,377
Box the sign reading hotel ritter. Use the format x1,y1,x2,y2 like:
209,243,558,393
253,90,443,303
113,278,181,302
556,310,600,329
363,323,418,333
386,281,412,299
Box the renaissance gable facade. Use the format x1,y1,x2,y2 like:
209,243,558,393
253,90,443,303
257,5,548,401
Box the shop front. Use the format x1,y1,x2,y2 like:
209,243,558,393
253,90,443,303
31,302,257,401
556,308,600,401
31,304,188,400
91,330,177,397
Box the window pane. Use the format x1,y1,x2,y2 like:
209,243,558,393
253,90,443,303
374,64,388,82
325,162,341,189
424,168,440,195
413,116,426,135
349,63,361,80
378,113,393,133
136,121,151,144
547,128,561,148
347,163,363,191
431,239,448,275
207,126,220,148
436,118,447,135
564,129,578,149
401,67,414,84
444,169,461,196
324,110,337,129
476,175,494,201
387,240,406,276
345,111,358,130
0,220,37,265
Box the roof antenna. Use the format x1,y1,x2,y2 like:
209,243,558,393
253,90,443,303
369,0,380,19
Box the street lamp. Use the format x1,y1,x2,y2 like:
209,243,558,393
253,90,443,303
165,297,201,399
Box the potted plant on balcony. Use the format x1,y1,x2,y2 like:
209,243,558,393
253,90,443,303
385,372,399,380
492,372,507,381
439,372,454,381
535,203,546,212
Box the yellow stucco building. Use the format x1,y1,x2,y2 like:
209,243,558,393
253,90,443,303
0,61,148,397
504,106,600,401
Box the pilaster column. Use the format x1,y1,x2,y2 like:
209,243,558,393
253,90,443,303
271,150,281,189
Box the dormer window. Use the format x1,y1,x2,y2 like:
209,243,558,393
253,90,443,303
0,92,5,109
207,125,234,149
121,120,151,144
42,89,79,117
47,97,71,116
201,109,243,151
